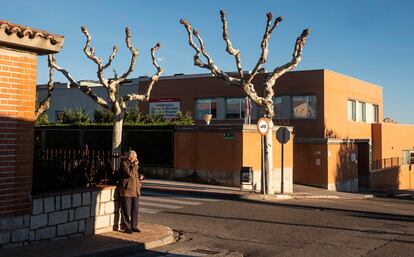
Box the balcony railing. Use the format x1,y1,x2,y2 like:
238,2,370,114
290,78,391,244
370,157,400,171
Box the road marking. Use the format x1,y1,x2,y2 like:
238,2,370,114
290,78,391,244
138,190,220,214
141,196,202,205
140,201,183,209
395,194,412,197
142,191,219,202
139,207,159,214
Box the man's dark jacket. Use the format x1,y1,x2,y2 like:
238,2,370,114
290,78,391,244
118,159,141,197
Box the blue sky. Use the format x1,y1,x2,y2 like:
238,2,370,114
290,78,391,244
2,0,413,123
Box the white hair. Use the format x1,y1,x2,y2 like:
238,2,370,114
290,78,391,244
127,150,137,159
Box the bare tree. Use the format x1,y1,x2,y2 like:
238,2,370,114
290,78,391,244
180,10,309,194
49,26,163,169
35,54,56,120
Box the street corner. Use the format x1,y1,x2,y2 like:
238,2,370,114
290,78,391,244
241,193,294,202
105,222,175,249
163,246,243,257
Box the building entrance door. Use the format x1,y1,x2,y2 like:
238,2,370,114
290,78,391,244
357,142,370,189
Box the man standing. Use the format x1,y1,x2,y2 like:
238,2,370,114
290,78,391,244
118,150,144,233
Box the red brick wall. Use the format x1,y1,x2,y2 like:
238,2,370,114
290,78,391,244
0,48,36,216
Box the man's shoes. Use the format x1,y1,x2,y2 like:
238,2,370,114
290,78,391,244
132,228,141,233
124,229,133,234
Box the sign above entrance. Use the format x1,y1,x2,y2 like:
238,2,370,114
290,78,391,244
149,98,181,119
257,118,270,136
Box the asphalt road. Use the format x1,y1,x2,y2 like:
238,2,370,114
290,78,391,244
130,190,414,257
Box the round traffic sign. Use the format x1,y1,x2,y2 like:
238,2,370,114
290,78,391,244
257,118,270,136
276,127,291,144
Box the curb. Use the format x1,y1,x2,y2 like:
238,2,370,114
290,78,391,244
76,224,175,257
293,194,374,200
143,225,175,249
143,185,375,202
142,186,245,200
241,194,294,201
241,193,374,202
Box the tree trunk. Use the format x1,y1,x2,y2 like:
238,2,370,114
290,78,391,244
265,121,274,194
112,110,123,172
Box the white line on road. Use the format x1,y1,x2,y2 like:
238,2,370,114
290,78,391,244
142,191,219,202
140,201,183,209
141,196,202,205
139,207,160,214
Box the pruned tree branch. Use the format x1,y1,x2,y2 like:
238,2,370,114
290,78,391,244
192,29,222,76
121,42,164,105
112,27,139,86
49,55,109,110
180,18,241,87
81,26,110,88
103,46,118,69
180,19,215,73
264,28,310,92
243,82,267,106
35,54,55,119
262,28,310,117
247,13,282,83
181,10,310,119
220,10,243,78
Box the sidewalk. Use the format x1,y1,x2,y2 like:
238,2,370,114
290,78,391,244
0,223,174,257
142,179,374,200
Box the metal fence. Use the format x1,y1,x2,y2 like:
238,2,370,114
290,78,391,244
33,146,115,192
35,126,175,167
370,157,400,171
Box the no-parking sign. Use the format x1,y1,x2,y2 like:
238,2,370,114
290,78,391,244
257,118,270,136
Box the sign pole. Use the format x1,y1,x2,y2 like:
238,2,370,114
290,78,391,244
281,140,284,194
276,127,291,194
257,117,270,196
261,135,266,197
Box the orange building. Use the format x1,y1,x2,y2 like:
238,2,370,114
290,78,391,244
137,69,412,191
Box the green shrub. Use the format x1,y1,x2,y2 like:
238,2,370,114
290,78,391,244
149,110,166,125
35,113,49,125
93,109,113,123
173,111,193,125
124,108,144,124
62,108,90,124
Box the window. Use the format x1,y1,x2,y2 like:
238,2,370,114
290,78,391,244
274,97,283,119
292,95,317,119
225,98,245,119
274,96,291,119
402,150,414,165
195,98,217,120
348,100,356,121
357,101,366,122
373,104,379,123
361,102,366,122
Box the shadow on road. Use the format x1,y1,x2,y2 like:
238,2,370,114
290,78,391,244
163,208,414,238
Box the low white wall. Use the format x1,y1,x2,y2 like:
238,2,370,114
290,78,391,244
0,186,120,249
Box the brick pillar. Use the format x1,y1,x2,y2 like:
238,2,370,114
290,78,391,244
0,48,37,216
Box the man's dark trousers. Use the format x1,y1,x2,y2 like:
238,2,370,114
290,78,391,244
120,196,139,230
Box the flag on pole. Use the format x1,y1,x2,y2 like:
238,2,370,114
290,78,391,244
245,96,252,124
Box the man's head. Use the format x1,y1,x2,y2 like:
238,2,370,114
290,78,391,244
127,150,137,161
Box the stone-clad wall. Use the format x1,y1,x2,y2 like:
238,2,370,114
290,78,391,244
0,186,120,248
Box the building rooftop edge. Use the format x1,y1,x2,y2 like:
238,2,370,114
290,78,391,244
37,69,380,88
0,20,64,55
323,69,383,89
